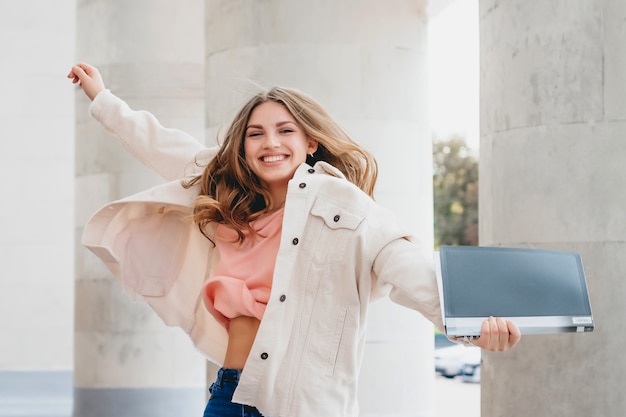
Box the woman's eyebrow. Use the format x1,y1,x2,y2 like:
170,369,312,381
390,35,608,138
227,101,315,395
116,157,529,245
276,120,296,127
246,121,296,130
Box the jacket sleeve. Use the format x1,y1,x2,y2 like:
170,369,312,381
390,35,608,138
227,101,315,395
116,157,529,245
88,89,218,181
371,236,446,333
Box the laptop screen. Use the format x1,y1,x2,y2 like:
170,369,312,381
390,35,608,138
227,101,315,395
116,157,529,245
440,246,592,318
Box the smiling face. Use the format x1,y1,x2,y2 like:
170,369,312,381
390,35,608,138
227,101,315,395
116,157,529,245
244,100,318,206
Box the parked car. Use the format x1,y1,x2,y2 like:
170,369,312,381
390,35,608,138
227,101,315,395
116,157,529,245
460,360,481,383
434,344,481,379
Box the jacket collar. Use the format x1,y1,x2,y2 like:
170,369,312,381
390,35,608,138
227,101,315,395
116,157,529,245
293,161,347,179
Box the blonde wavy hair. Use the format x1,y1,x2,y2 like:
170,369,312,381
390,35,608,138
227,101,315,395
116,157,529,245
185,86,378,242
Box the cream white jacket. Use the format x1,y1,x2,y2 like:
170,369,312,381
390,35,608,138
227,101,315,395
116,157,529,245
82,90,445,417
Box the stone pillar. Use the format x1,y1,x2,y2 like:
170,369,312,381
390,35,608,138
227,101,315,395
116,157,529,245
204,1,435,415
480,1,626,416
73,1,207,415
0,0,75,372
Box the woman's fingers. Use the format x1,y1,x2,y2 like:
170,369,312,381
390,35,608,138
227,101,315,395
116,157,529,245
74,62,94,75
507,319,522,348
474,317,521,351
495,317,508,350
67,63,95,84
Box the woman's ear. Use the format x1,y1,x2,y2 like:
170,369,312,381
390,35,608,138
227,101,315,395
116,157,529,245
308,139,319,154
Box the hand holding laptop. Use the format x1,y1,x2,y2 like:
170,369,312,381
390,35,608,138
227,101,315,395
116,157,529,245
460,316,522,351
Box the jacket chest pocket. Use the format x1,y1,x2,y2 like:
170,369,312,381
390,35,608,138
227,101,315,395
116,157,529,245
308,198,365,264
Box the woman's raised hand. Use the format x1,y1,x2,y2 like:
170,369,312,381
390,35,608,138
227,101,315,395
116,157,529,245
67,62,105,101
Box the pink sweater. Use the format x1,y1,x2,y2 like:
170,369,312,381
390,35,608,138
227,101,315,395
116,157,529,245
203,208,284,329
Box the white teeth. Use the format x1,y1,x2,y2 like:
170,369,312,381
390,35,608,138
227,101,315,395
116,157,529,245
263,155,286,163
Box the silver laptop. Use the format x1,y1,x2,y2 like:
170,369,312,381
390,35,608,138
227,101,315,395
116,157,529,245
434,245,594,337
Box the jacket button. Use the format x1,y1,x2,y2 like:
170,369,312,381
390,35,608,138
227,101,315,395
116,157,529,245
333,215,340,222
307,168,315,174
261,352,269,360
279,294,286,302
292,238,299,245
298,182,306,189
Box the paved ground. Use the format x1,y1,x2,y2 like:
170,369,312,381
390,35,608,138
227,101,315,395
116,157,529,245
434,374,480,417
433,334,480,417
0,371,479,417
0,372,72,417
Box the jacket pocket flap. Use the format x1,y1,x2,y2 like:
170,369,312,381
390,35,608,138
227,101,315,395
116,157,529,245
310,198,364,231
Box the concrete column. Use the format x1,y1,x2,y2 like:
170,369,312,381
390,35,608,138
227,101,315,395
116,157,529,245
0,0,75,372
480,1,626,416
74,1,207,415
0,4,76,414
205,1,435,415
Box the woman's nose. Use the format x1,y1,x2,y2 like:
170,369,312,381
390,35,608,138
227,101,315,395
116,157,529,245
263,133,280,148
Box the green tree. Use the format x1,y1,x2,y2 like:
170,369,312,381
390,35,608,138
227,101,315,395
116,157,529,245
433,136,479,248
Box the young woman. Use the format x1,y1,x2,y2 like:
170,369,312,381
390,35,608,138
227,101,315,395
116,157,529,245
68,62,521,417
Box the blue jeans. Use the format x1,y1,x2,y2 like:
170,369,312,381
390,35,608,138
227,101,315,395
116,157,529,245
203,368,265,417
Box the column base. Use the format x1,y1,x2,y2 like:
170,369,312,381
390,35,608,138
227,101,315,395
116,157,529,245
73,387,206,417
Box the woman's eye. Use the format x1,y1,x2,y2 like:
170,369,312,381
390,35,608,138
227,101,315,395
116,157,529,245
281,129,294,134
248,132,262,137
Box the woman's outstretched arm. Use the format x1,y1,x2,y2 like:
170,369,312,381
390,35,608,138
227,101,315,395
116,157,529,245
68,62,214,180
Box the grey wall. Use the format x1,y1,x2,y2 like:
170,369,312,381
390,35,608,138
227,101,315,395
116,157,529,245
480,1,626,416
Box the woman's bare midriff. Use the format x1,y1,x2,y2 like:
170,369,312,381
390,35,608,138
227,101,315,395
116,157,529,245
223,316,261,370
